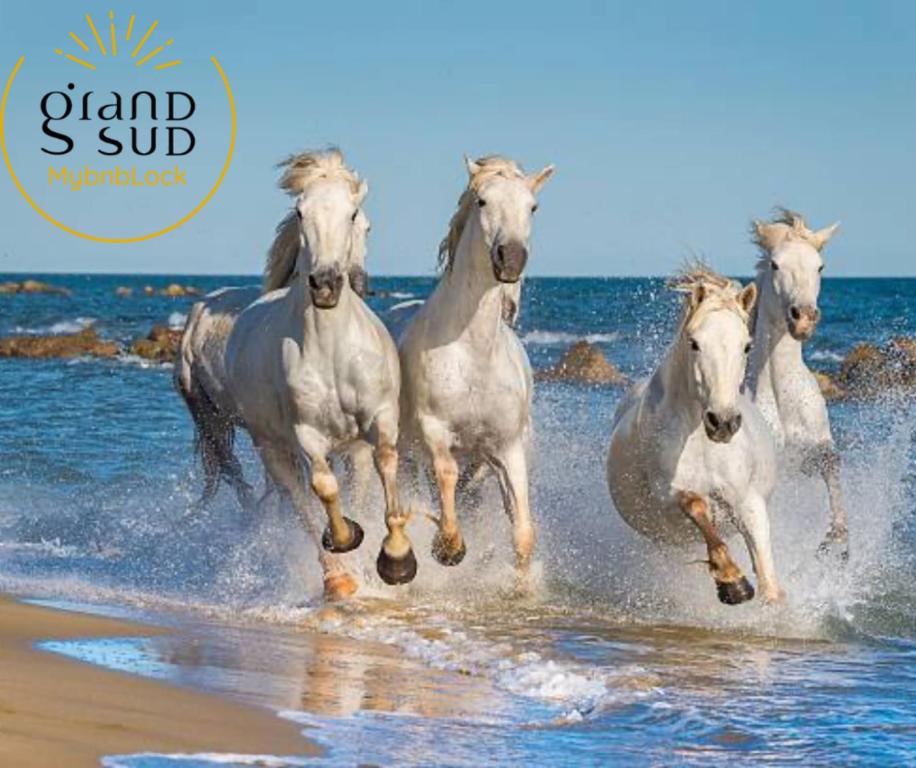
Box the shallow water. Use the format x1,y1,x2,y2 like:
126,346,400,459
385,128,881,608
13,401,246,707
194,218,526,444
2,274,915,765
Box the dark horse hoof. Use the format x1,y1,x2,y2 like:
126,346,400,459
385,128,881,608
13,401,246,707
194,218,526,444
716,577,755,605
322,517,365,554
431,533,467,567
376,547,418,586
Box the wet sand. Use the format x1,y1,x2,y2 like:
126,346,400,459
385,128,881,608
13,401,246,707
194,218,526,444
0,595,316,768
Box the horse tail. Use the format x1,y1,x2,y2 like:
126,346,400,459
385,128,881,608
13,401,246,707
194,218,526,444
174,304,252,509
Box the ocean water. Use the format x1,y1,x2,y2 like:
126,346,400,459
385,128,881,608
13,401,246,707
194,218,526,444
1,273,915,766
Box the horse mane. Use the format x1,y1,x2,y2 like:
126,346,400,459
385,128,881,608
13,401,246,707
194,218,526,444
669,262,751,333
751,207,822,270
263,148,362,292
438,155,525,273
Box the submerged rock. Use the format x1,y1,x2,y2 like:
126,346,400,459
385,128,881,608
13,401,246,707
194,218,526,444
0,328,118,358
115,286,133,297
536,340,627,385
0,279,71,296
129,325,182,363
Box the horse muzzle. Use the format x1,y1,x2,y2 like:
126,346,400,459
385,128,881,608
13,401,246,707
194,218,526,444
491,242,528,284
308,268,345,309
704,409,742,443
787,305,820,341
348,266,369,299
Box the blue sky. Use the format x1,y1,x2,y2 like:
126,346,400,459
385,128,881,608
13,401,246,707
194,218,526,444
1,0,914,276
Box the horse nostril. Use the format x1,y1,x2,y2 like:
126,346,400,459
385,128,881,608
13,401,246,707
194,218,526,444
308,274,320,290
496,245,506,263
731,413,742,433
705,411,720,429
790,306,801,321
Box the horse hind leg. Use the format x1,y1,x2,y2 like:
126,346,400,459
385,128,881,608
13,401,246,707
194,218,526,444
258,442,359,601
678,491,755,605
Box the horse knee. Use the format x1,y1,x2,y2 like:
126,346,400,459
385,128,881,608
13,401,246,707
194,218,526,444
311,469,339,504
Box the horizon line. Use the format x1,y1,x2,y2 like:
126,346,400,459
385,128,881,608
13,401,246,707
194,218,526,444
0,270,913,280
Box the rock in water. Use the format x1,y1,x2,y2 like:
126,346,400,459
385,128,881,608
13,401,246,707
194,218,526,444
536,340,627,385
0,328,118,358
813,370,845,401
834,336,916,397
129,325,182,363
0,279,71,296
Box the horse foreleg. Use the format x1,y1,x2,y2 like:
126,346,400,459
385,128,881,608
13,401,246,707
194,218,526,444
730,494,784,604
819,448,849,559
429,445,465,567
373,428,417,586
678,491,755,606
257,442,357,600
491,442,536,583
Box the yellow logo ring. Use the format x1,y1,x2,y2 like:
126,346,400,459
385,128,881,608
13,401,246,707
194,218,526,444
0,55,236,244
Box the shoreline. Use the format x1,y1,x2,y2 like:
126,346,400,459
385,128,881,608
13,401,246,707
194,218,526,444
0,594,316,768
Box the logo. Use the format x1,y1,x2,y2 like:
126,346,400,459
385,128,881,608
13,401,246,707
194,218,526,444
0,10,236,243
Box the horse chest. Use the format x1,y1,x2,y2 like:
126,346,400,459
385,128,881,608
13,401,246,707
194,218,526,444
286,364,358,439
425,349,526,432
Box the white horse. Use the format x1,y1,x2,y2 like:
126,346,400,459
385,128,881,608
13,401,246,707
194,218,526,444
176,202,371,511
176,149,409,599
748,209,847,555
606,268,783,605
398,154,554,585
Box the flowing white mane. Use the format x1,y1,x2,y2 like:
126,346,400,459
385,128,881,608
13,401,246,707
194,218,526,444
437,155,526,273
264,149,363,292
669,264,751,333
751,208,825,269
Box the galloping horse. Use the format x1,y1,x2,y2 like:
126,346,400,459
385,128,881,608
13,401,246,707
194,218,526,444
398,155,554,586
606,268,783,605
176,203,371,511
176,149,407,599
748,209,846,556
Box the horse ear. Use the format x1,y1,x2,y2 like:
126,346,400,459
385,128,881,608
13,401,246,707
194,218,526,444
738,282,757,314
811,222,840,251
354,179,369,206
528,164,555,193
753,220,790,253
464,155,481,177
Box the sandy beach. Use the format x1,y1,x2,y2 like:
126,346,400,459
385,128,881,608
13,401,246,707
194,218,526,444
0,595,315,768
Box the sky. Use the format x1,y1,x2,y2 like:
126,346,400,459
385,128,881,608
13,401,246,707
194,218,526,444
1,0,915,277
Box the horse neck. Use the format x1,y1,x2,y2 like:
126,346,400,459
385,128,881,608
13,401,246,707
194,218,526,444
654,335,703,430
748,274,806,398
429,216,506,347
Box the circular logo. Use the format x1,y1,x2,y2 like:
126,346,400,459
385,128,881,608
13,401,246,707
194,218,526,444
0,11,236,243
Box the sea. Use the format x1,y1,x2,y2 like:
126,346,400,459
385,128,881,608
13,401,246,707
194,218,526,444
0,273,914,767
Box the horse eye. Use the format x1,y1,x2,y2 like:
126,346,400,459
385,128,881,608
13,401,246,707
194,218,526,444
478,198,487,208
771,260,779,271
295,208,302,221
351,210,359,222
818,264,825,273
690,339,700,352
744,343,752,355
531,203,539,213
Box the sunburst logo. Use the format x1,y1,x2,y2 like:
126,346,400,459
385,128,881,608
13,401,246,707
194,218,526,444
0,9,236,244
54,12,182,72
